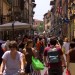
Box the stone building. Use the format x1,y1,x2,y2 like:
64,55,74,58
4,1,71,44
50,0,69,38
68,0,75,40
43,10,51,33
0,0,36,40
0,0,10,24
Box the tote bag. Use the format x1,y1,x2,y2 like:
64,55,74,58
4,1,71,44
32,56,44,70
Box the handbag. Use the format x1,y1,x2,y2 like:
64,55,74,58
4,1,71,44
66,69,71,75
32,56,44,70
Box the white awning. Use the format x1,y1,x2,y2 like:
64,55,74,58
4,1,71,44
0,21,32,31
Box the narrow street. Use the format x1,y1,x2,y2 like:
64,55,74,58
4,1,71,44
0,0,75,75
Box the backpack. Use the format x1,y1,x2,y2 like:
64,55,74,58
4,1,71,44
47,48,60,63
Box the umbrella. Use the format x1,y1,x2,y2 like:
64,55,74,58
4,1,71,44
0,21,32,31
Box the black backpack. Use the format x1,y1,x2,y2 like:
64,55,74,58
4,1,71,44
47,48,60,63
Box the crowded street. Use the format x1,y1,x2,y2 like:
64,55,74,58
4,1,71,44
0,35,75,75
0,0,75,75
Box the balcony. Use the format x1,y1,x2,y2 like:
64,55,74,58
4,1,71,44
32,3,36,8
32,0,35,2
51,6,55,13
50,0,55,5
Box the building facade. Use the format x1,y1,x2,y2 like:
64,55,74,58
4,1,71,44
50,0,70,39
0,0,36,40
0,0,10,24
68,0,75,40
0,0,36,24
43,10,51,33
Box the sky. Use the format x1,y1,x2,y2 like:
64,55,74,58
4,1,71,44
33,0,52,21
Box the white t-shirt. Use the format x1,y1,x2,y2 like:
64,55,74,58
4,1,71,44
2,51,23,75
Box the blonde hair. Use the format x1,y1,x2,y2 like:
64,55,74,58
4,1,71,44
64,37,69,42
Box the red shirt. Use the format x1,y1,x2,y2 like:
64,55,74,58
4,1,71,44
36,41,44,50
44,46,63,68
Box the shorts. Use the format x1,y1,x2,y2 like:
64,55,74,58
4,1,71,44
48,66,63,75
25,64,33,73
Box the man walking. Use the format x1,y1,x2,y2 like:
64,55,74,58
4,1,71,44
44,38,65,75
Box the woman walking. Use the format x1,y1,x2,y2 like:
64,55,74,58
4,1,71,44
1,41,25,75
